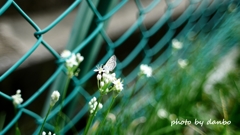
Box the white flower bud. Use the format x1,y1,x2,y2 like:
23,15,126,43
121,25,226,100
100,81,104,87
76,53,84,62
89,97,103,114
97,74,102,80
47,131,56,135
105,79,109,83
60,50,71,58
12,89,23,106
98,103,103,109
50,91,60,106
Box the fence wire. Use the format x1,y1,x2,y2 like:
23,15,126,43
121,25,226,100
0,0,239,134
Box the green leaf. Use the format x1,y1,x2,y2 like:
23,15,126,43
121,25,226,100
16,127,21,135
0,112,6,130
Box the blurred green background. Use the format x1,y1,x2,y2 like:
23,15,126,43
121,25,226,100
95,9,240,135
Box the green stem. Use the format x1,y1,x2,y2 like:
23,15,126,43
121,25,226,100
38,105,53,135
55,76,71,133
97,96,116,134
14,107,21,135
84,95,103,135
84,114,94,135
57,111,79,134
61,76,71,110
0,112,6,131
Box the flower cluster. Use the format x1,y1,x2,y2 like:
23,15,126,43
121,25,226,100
89,97,103,114
50,90,60,106
85,56,122,134
139,64,152,77
61,50,84,78
11,89,23,107
172,39,183,50
42,131,56,135
94,65,123,94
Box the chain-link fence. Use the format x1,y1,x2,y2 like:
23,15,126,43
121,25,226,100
0,0,239,134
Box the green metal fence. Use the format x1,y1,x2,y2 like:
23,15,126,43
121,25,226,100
0,0,239,134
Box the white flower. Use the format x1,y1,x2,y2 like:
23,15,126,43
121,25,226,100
102,73,107,78
172,39,183,50
60,50,71,58
100,81,104,87
104,78,109,83
61,51,84,78
12,89,23,106
98,103,103,109
111,73,116,77
178,59,188,68
102,73,116,83
66,54,78,67
109,73,116,82
140,64,152,77
50,90,60,106
76,53,84,62
94,65,106,74
113,79,124,92
157,109,168,119
42,131,55,135
62,50,84,68
91,97,97,102
89,97,103,114
97,74,102,80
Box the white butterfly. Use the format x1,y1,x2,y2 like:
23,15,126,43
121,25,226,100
103,55,117,72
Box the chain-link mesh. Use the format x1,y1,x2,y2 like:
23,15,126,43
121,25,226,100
0,0,239,134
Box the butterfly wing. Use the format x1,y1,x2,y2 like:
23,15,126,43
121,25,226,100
103,55,117,72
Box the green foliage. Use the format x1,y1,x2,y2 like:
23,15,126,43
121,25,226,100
15,127,21,135
94,11,240,135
